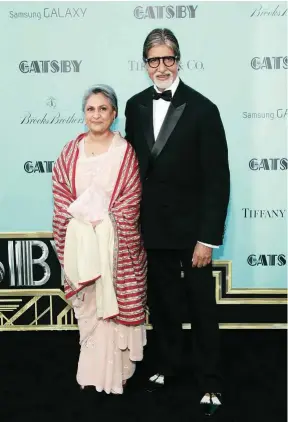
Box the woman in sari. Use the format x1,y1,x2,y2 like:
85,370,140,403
52,84,147,395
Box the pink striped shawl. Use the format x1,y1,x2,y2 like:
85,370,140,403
52,133,147,325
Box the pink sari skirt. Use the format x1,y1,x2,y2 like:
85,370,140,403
72,284,146,394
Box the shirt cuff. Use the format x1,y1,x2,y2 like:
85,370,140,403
198,241,219,249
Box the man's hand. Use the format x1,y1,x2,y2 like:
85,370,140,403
192,242,212,268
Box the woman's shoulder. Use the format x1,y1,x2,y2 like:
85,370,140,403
113,132,131,153
114,133,138,158
114,133,138,159
60,132,87,156
113,131,127,144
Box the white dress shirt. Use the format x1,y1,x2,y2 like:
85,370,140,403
153,77,219,249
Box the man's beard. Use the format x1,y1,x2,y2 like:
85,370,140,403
153,71,174,90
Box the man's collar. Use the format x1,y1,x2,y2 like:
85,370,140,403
154,76,180,97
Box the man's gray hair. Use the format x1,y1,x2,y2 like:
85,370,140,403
82,84,118,117
143,28,181,61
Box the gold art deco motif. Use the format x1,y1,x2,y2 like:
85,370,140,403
0,290,76,331
0,261,286,331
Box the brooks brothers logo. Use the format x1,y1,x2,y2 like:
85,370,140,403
19,60,82,73
128,59,204,71
249,158,287,170
46,96,57,109
134,5,198,19
242,208,286,218
24,161,54,173
251,56,288,70
250,4,287,17
20,97,84,126
9,7,87,20
247,254,286,266
242,109,288,119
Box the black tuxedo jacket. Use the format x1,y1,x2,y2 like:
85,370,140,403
125,80,230,249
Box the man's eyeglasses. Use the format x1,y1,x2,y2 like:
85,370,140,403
145,56,179,68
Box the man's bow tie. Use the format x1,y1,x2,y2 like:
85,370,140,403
153,89,172,102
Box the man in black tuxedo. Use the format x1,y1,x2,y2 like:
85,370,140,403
125,28,230,417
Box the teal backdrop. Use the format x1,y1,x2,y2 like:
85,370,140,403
0,1,287,289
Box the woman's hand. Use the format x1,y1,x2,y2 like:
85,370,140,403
91,220,101,228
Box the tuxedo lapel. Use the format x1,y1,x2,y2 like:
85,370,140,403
151,80,187,160
139,88,155,151
138,81,187,158
151,102,186,160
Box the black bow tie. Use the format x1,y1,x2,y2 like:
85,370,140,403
153,89,172,102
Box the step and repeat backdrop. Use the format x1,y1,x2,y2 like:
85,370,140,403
0,1,287,329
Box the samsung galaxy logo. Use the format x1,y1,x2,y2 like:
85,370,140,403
9,8,87,20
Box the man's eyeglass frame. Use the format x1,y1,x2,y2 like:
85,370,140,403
144,56,179,68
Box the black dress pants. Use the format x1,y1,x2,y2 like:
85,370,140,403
147,249,222,392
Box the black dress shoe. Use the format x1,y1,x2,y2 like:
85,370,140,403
200,392,222,417
146,373,165,392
